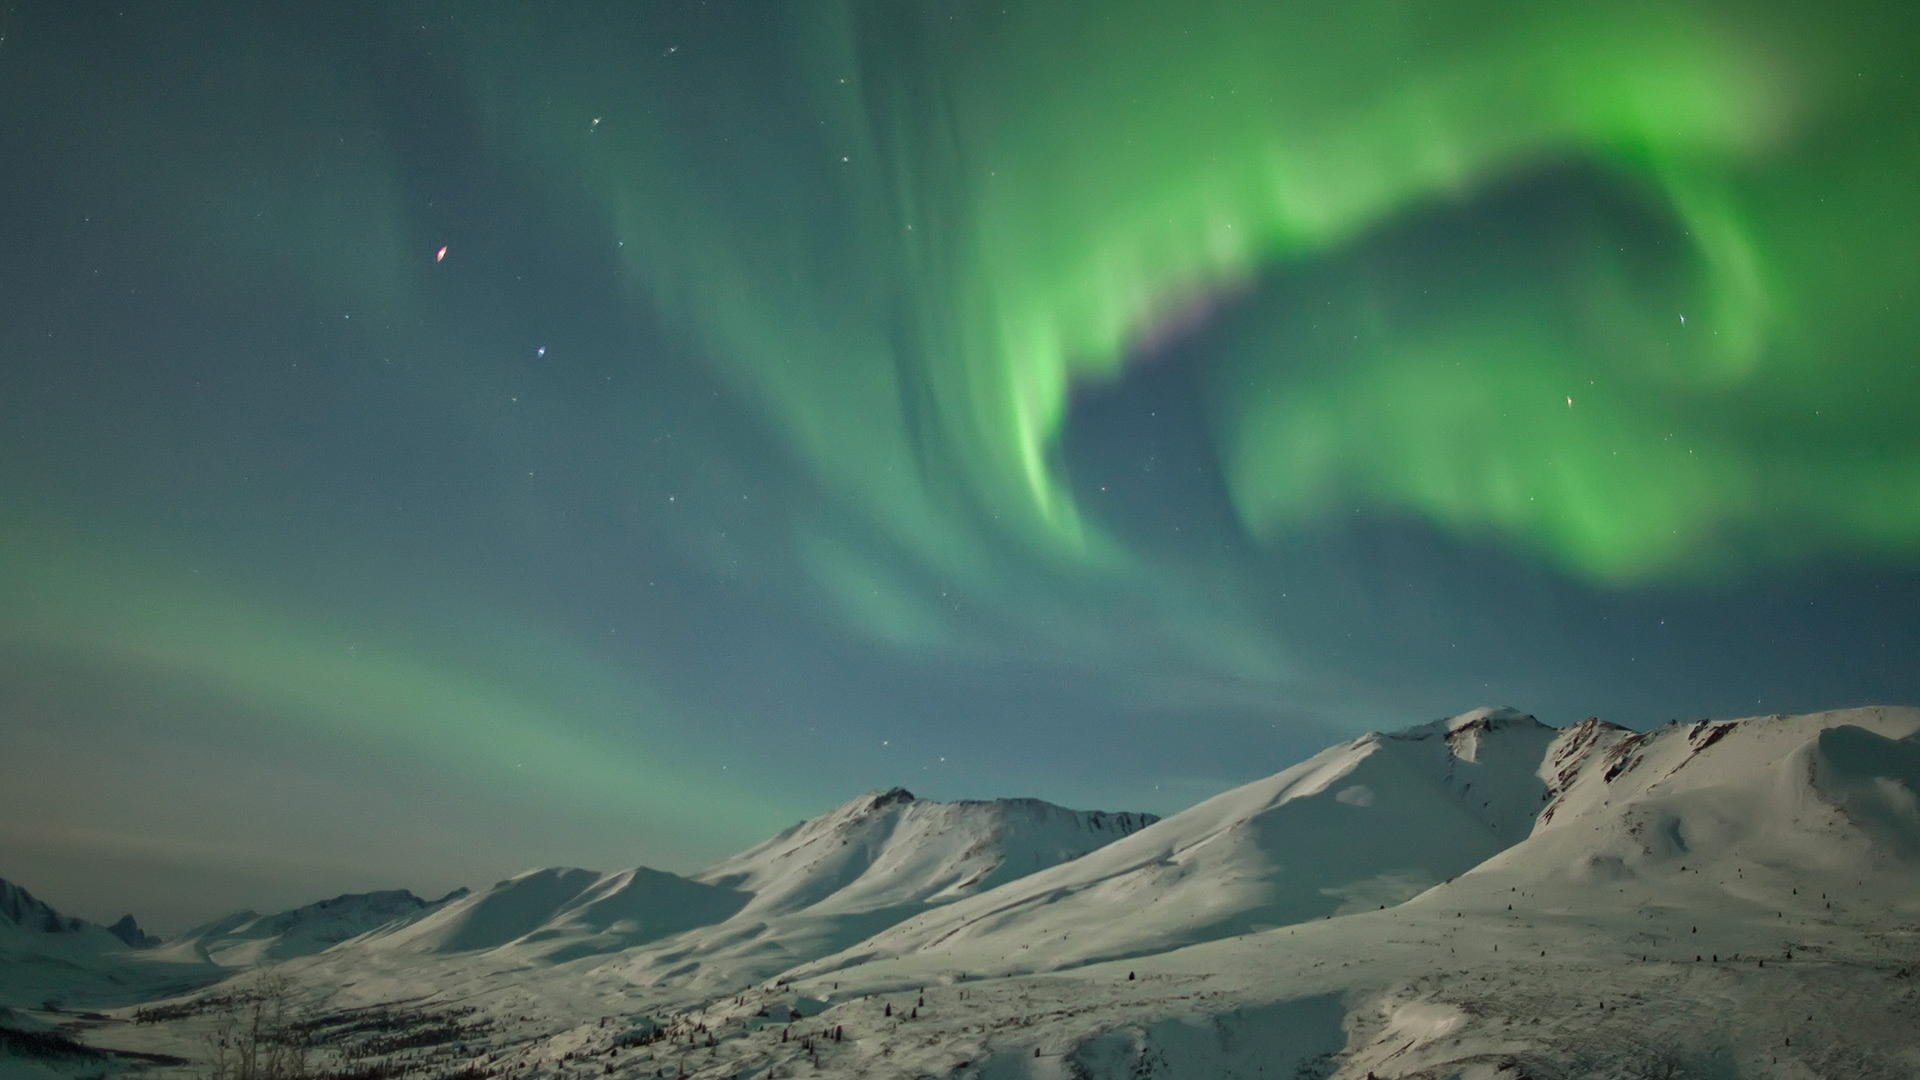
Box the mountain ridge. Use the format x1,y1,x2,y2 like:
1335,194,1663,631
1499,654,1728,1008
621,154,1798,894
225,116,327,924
313,788,1160,996
157,887,470,967
15,705,1920,1078
0,877,158,950
795,706,1562,977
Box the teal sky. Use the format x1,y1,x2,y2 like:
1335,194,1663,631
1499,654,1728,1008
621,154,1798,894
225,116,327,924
1,1,1917,933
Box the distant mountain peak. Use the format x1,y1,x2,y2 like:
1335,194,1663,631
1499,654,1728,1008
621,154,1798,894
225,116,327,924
1446,705,1542,732
105,914,160,949
0,876,164,956
0,878,86,935
173,886,463,966
1380,706,1540,741
866,787,916,813
1373,707,1549,765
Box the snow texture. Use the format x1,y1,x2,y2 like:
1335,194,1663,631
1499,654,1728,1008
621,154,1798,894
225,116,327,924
10,706,1920,1079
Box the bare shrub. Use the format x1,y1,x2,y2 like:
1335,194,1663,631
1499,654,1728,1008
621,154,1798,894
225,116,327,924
201,970,312,1080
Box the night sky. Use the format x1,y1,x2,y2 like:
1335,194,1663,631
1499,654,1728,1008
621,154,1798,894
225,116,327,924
3,1,1917,934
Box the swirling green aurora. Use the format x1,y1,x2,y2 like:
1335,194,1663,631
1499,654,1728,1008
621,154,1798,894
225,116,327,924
501,0,1920,585
1,0,1917,925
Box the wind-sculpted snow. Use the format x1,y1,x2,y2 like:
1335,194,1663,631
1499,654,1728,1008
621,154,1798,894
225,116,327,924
1485,705,1920,889
1810,724,1920,861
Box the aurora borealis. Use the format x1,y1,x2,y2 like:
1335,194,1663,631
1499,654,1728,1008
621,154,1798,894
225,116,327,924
3,1,1918,931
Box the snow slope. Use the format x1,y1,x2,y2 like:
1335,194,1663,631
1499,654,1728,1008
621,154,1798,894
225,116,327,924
695,788,1157,917
760,705,1920,1079
2,879,110,944
1482,706,1920,890
363,867,752,960
33,705,1920,1080
153,887,468,967
800,707,1560,977
610,789,1159,991
0,879,156,951
0,879,214,1010
327,789,1156,996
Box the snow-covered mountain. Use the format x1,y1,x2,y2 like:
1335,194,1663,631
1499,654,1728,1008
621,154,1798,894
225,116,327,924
334,789,1155,994
801,707,1559,976
695,788,1156,918
104,915,160,950
19,705,1920,1079
0,878,157,951
154,888,468,967
1475,706,1920,891
2,878,95,939
0,879,212,1010
361,866,752,959
772,705,1920,1079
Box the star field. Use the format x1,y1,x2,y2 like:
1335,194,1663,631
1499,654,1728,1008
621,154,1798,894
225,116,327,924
1,0,1916,931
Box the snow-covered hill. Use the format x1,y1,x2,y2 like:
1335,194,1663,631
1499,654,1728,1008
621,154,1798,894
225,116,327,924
695,788,1157,918
627,789,1157,990
325,789,1155,996
154,888,468,967
799,707,1559,976
768,706,1920,1079
0,878,156,951
361,866,751,959
1464,706,1920,897
0,879,212,1010
20,706,1920,1079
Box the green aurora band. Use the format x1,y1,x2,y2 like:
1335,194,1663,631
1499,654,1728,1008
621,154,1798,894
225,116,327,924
0,520,773,854
2,0,1917,860
469,0,1919,598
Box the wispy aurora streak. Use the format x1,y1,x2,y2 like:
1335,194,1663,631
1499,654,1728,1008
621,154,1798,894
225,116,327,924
473,0,1918,593
0,521,774,848
3,1,1919,924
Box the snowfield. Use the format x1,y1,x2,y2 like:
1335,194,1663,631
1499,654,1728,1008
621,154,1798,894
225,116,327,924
6,706,1919,1079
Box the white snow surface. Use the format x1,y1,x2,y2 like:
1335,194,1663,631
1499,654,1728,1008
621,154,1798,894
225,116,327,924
363,866,752,959
0,878,219,1012
153,888,467,967
800,706,1560,978
13,705,1920,1080
308,788,1158,998
1,879,126,950
695,788,1157,917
